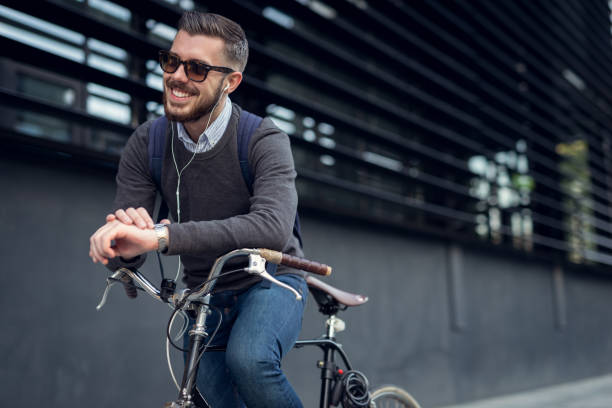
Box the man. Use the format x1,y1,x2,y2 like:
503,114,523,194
89,11,306,408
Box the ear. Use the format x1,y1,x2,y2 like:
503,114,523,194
224,71,243,94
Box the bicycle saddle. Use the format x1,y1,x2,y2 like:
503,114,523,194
306,275,368,307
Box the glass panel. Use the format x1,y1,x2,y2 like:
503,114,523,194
86,95,131,125
18,74,76,106
88,0,131,22
0,21,84,62
87,53,128,77
15,111,71,142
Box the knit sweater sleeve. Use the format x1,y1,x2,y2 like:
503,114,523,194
105,121,158,271
165,118,298,256
113,121,158,214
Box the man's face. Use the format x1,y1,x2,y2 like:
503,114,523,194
162,30,228,123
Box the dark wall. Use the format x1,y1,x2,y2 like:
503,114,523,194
2,155,612,408
448,249,612,402
0,155,174,407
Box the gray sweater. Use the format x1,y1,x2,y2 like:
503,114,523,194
108,104,304,291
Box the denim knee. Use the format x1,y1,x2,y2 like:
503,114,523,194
225,345,280,381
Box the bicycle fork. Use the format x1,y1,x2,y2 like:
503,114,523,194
166,302,211,408
186,304,211,393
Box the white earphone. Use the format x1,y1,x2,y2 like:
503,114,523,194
224,84,229,92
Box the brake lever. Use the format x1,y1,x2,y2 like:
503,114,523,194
246,254,302,301
96,270,124,310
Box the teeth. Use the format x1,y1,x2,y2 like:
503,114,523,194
171,88,190,98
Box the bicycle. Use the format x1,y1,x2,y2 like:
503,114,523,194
96,248,421,408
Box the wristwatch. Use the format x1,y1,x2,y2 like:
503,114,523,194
154,223,169,254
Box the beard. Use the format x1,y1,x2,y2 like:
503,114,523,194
162,79,224,123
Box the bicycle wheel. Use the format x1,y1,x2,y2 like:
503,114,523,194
369,385,421,408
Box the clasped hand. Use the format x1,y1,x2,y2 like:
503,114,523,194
89,207,169,265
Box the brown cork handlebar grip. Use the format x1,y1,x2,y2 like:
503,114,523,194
258,249,332,276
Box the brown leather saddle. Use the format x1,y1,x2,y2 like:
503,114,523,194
306,275,368,314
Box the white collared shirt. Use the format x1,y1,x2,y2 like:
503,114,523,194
176,97,232,153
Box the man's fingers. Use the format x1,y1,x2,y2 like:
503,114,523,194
124,207,142,228
97,224,118,259
91,230,107,263
115,209,132,225
160,219,171,225
106,214,117,222
90,226,106,263
112,207,153,229
125,207,150,229
136,207,155,228
90,221,117,263
89,237,97,263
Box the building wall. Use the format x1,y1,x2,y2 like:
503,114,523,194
2,154,611,408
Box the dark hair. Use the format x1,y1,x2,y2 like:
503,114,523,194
177,11,248,72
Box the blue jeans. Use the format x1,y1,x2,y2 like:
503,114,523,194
184,274,307,408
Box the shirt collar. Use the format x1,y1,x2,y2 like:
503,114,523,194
176,97,233,153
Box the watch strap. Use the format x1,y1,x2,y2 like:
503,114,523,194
153,223,169,254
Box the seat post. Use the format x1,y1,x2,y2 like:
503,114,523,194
318,332,337,408
326,314,346,339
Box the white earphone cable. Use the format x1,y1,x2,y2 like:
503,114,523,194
170,89,225,281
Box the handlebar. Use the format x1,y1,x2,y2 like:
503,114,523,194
258,249,332,276
96,248,332,310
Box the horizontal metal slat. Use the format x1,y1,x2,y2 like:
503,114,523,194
3,0,167,61
0,35,161,101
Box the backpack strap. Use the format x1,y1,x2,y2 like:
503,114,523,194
237,110,304,249
148,116,169,222
237,110,262,194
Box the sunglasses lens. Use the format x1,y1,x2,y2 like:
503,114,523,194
186,61,207,82
158,51,210,82
159,52,179,73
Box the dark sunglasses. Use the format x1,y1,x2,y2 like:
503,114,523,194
158,50,234,82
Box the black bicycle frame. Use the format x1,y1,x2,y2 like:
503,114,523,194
173,249,258,408
294,338,353,408
181,333,352,408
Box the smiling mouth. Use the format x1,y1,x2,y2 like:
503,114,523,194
171,87,193,99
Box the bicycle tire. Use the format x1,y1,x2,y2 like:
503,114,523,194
369,385,421,408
